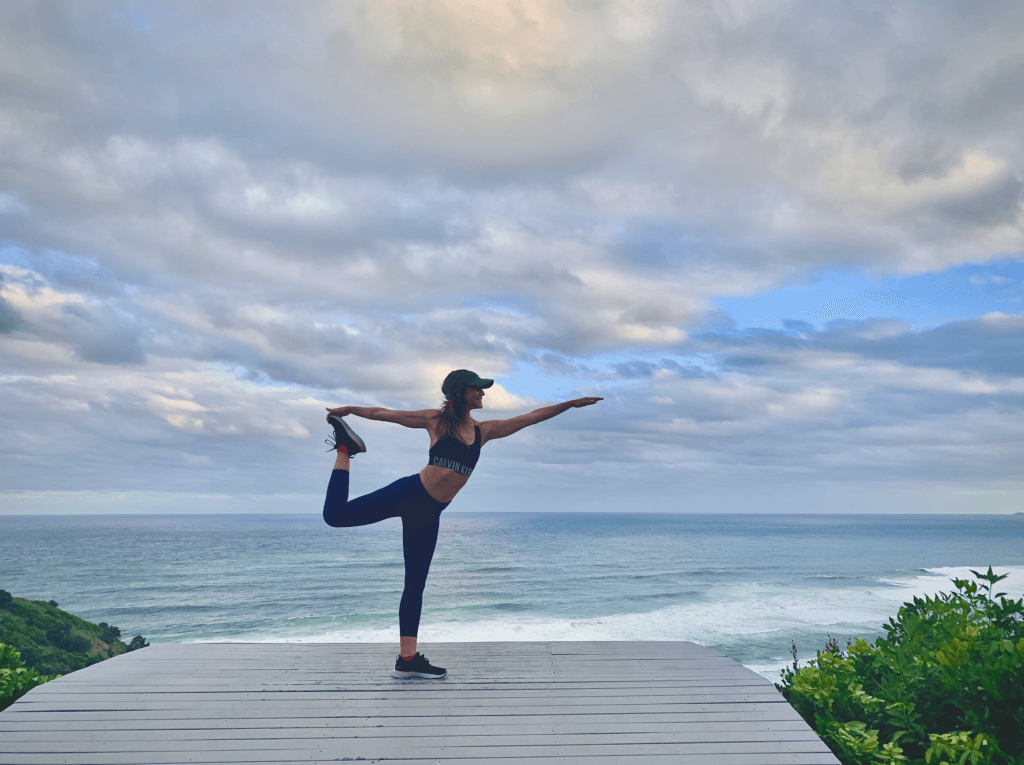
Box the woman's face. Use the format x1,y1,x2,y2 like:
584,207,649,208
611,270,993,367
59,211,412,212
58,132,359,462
465,386,485,410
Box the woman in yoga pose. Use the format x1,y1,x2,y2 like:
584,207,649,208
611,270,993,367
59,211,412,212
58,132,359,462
322,369,602,679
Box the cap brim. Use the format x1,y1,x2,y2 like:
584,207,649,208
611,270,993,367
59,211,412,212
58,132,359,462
478,378,494,388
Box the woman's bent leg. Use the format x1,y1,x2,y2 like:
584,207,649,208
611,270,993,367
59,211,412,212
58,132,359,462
323,472,410,528
322,470,351,526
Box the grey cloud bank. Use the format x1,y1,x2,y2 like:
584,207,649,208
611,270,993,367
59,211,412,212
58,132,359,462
1,0,1023,514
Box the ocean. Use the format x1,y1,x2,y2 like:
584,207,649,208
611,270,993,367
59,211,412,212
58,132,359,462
2,512,1022,680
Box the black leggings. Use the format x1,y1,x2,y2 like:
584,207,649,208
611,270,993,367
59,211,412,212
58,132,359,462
322,471,450,638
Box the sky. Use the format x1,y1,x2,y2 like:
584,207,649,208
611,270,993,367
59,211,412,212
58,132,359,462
2,0,1023,515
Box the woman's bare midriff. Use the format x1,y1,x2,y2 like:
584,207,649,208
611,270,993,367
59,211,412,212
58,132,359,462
419,465,471,503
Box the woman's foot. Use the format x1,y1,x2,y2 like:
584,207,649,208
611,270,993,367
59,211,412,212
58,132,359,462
325,415,367,456
392,652,447,679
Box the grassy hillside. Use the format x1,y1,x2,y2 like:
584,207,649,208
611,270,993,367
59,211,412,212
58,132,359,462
0,589,148,676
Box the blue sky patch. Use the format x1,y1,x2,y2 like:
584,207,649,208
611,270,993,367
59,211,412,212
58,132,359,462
713,261,1024,331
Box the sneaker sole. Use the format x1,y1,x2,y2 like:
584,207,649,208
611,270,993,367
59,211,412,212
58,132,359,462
328,416,366,454
391,669,447,679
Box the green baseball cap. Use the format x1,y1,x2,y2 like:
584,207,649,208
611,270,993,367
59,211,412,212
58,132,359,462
442,369,494,400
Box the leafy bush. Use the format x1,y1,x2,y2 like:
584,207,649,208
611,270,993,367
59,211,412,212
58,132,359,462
45,622,69,646
0,590,12,609
45,622,91,654
777,568,1024,765
97,622,122,643
1,643,56,712
127,635,149,652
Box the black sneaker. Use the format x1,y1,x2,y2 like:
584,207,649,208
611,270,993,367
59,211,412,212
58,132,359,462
325,415,367,455
392,652,447,679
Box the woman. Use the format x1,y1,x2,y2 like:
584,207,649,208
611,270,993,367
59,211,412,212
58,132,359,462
322,369,602,679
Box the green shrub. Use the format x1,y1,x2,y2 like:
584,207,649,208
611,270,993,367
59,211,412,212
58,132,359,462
45,622,91,654
778,568,1024,765
97,622,122,643
1,643,56,712
0,590,13,609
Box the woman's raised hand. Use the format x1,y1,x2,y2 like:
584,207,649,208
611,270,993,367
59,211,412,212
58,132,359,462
326,406,354,420
568,397,603,408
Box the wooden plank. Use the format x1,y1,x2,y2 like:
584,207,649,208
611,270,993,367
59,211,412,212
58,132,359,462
11,693,785,710
2,716,815,733
21,679,778,691
27,677,774,692
12,686,784,703
0,720,818,740
0,736,829,756
0,755,838,765
12,735,811,750
0,704,800,722
54,671,761,684
0,739,835,756
0,747,837,765
0,731,829,749
0,710,807,729
35,679,770,691
19,686,778,702
10,698,789,714
13,679,779,692
0,743,831,760
6,702,795,721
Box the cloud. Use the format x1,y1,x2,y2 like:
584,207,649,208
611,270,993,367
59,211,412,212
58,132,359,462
1,1,1023,512
969,271,1011,287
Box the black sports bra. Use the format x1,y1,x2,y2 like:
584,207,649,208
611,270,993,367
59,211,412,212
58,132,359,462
428,425,481,478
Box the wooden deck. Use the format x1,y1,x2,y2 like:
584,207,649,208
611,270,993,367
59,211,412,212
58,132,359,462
0,641,838,765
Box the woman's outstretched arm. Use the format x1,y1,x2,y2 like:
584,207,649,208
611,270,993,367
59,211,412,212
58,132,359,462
326,406,436,430
479,397,602,444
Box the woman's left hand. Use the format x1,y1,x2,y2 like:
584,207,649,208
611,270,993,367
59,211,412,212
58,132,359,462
568,397,603,408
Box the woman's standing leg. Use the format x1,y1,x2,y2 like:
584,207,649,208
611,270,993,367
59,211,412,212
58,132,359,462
398,512,441,658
